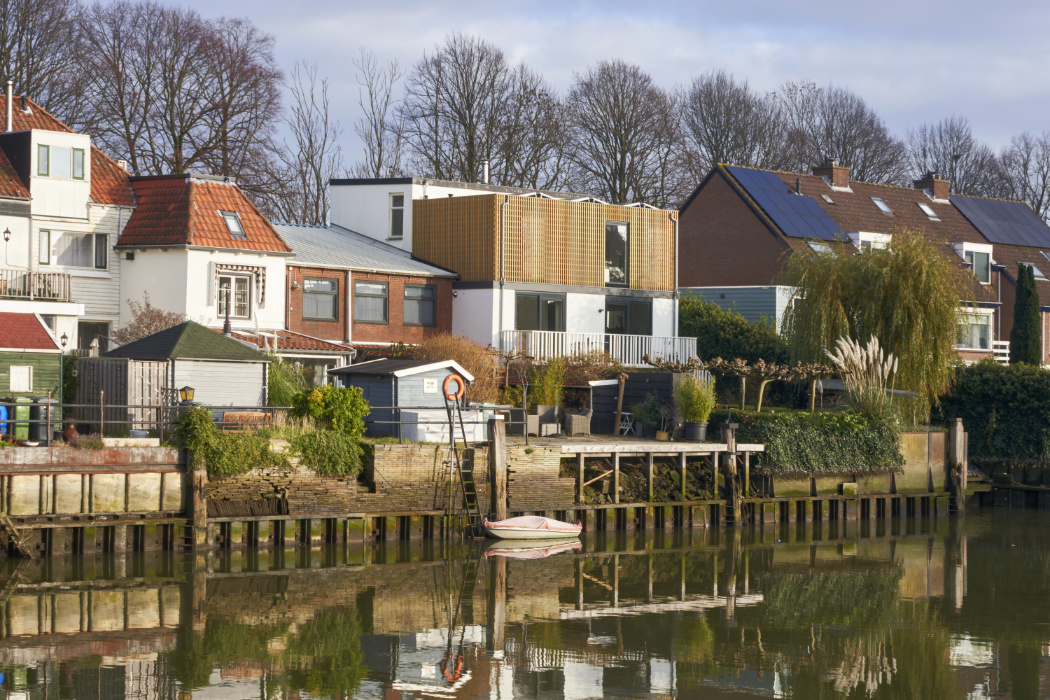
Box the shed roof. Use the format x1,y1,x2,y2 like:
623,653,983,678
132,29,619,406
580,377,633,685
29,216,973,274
273,222,457,277
104,322,271,362
329,358,474,382
0,313,60,353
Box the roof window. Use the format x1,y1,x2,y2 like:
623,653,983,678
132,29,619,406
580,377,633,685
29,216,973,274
1025,261,1048,281
871,197,894,215
807,241,833,255
221,211,246,239
821,194,834,204
917,202,940,221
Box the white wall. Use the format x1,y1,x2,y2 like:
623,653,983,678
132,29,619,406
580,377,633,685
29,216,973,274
565,292,607,334
652,297,676,337
0,214,31,270
117,249,189,329
185,249,287,330
450,288,499,348
29,130,92,219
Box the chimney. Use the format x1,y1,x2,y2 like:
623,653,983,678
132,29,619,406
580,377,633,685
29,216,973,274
913,171,950,201
117,159,128,172
812,157,850,189
482,160,490,185
5,81,12,132
795,178,802,195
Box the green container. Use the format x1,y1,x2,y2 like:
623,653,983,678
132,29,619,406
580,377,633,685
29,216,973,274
5,397,31,440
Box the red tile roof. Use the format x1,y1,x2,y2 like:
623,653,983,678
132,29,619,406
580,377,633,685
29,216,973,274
90,147,134,206
0,313,60,352
118,174,291,253
219,328,353,354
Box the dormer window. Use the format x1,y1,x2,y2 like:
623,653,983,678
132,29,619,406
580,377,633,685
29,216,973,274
1023,262,1048,281
848,232,890,252
871,197,894,215
37,145,85,180
955,242,992,284
221,211,245,239
917,202,940,221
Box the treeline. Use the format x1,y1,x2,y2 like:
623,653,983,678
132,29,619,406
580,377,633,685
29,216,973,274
7,0,1050,220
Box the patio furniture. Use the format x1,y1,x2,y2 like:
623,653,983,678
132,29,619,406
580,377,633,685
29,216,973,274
564,409,593,436
221,411,271,433
502,407,527,436
619,411,634,436
527,405,560,437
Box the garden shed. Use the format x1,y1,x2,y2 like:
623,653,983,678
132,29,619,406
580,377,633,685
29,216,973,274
0,313,63,438
103,322,271,407
329,359,474,438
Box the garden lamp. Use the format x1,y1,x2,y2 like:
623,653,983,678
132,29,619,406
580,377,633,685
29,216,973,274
178,386,195,403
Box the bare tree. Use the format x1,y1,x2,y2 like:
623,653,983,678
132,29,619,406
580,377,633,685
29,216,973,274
112,293,186,345
907,115,1007,197
680,70,788,173
0,0,90,128
1000,131,1050,220
263,62,344,225
350,48,405,178
565,59,687,207
777,81,908,184
496,64,570,191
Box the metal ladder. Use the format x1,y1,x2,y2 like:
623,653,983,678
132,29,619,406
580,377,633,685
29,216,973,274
444,395,483,537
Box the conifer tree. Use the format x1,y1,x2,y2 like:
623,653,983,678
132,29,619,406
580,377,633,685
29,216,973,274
1010,264,1042,364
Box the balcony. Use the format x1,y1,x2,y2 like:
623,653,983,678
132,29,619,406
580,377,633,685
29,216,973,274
500,330,697,367
0,269,72,301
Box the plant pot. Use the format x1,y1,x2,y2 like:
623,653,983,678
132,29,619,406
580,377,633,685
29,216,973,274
683,421,708,442
641,424,657,438
656,430,670,441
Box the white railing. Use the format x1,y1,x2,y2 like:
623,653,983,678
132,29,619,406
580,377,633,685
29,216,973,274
0,269,71,301
500,330,698,367
992,340,1010,365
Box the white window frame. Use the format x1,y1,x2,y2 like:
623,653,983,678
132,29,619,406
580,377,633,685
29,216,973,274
917,202,940,221
847,232,891,252
51,232,107,270
954,242,993,285
38,230,50,265
389,193,405,240
218,274,251,319
220,211,246,239
871,197,894,215
1022,261,1048,281
9,365,32,393
956,308,994,352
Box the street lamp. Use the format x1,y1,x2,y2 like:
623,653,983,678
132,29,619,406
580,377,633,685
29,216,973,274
178,386,195,404
59,332,67,348
2,228,10,243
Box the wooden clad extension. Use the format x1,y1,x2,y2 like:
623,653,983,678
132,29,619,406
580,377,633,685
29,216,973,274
412,194,677,291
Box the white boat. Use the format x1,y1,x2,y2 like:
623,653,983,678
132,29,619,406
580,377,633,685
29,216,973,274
484,540,582,559
482,515,582,540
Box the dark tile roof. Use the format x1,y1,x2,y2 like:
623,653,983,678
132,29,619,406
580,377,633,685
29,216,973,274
329,358,471,378
0,312,59,352
118,175,291,252
104,322,270,362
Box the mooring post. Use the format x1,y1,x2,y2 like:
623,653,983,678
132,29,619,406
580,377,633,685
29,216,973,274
647,453,655,502
488,416,507,521
191,453,208,549
947,418,967,516
722,422,740,525
613,453,620,504
577,453,585,505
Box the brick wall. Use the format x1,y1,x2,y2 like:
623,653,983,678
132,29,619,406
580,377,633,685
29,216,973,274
679,172,790,287
351,272,454,345
286,266,349,342
506,446,575,512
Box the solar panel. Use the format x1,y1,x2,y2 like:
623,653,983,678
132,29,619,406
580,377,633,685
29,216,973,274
726,166,843,241
951,195,1050,248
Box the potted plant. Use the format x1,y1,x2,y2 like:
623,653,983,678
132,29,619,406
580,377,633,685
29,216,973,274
674,374,716,441
632,392,668,439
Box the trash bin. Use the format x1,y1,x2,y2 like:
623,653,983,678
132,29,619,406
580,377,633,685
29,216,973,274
29,397,56,444
7,398,30,441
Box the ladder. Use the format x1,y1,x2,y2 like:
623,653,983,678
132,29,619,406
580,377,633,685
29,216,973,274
444,395,483,537
0,513,33,559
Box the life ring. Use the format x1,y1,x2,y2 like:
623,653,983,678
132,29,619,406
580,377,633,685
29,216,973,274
441,654,464,682
442,374,465,401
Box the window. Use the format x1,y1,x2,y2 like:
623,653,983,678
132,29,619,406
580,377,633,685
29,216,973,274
821,194,835,204
72,148,84,179
1023,262,1048,281
390,193,405,239
917,202,940,221
9,366,32,393
605,221,628,286
39,315,55,331
51,146,71,179
606,298,652,335
77,321,109,352
404,284,436,326
871,197,894,215
848,232,890,252
37,145,48,176
303,277,338,320
964,250,991,284
36,145,85,179
218,275,251,318
807,241,833,255
221,211,245,239
38,230,49,265
354,281,388,323
957,312,991,351
515,293,565,331
53,233,107,269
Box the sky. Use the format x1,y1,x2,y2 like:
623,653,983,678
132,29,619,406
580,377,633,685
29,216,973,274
180,0,1050,169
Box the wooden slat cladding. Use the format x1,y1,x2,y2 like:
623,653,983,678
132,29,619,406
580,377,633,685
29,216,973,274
413,195,677,290
412,195,499,281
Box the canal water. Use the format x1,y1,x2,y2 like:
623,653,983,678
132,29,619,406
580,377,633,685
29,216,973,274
0,509,1045,699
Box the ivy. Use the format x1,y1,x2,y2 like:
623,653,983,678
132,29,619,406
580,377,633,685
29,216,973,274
290,429,362,477
175,406,289,478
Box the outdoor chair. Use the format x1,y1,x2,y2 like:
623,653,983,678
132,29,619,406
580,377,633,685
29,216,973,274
563,409,593,436
527,405,560,436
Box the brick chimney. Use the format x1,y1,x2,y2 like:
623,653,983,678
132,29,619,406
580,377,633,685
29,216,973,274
812,157,850,189
913,171,950,201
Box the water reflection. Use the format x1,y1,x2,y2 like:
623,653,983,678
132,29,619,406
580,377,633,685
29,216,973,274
0,511,1047,698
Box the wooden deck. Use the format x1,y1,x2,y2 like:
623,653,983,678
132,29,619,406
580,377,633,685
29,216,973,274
509,435,765,456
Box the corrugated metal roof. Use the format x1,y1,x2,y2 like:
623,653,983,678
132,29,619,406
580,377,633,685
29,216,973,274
273,223,457,278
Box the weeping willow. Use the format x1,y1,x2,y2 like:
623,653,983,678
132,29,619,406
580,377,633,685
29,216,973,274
781,229,969,422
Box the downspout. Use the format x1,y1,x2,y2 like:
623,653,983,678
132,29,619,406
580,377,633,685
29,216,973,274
671,211,679,342
285,266,292,332
499,195,509,349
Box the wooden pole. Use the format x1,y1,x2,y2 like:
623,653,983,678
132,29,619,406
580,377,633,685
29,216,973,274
647,453,654,502
722,423,740,525
679,452,687,499
191,454,208,549
488,416,507,521
577,453,585,505
614,373,627,435
613,453,620,504
947,418,966,516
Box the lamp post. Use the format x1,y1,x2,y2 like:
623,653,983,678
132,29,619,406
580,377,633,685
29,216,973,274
178,386,195,405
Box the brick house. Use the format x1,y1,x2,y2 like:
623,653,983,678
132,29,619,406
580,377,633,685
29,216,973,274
678,162,1009,363
273,223,456,352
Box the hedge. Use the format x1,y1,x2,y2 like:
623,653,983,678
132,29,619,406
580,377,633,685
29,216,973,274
937,362,1050,463
709,409,903,477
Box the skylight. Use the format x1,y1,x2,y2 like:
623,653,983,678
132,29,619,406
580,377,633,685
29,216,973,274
1041,250,1050,266
917,202,940,221
221,211,246,239
871,197,894,215
821,194,835,204
1026,261,1048,281
807,241,833,255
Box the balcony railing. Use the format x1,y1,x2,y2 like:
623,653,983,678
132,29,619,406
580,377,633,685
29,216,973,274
500,330,698,367
0,269,72,301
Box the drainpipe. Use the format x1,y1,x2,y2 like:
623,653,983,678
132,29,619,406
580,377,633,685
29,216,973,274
5,81,11,133
670,211,679,347
499,195,509,349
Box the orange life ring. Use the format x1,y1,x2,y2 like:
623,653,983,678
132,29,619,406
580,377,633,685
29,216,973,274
442,374,465,401
442,654,464,682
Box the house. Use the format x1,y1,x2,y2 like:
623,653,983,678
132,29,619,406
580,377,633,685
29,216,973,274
115,173,292,334
0,311,62,399
328,358,473,438
329,177,695,367
0,89,134,352
272,222,457,357
103,321,271,407
679,162,1006,363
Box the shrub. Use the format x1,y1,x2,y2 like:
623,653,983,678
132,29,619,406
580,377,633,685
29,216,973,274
937,362,1050,462
530,357,565,407
290,386,369,439
413,333,501,402
1011,263,1042,365
267,355,309,406
710,409,903,477
678,293,788,364
175,406,288,478
561,351,627,385
824,335,899,421
632,392,671,430
674,374,715,423
290,429,362,477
